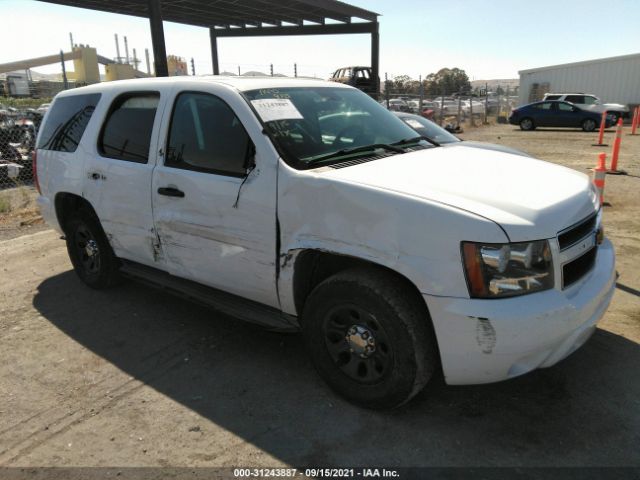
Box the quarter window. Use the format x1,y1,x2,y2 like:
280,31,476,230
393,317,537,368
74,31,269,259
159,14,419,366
165,92,252,176
98,92,159,163
37,93,101,152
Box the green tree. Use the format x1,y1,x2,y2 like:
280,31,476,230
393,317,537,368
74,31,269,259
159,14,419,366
424,68,471,96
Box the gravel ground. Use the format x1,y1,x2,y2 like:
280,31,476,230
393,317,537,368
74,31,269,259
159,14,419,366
0,124,638,471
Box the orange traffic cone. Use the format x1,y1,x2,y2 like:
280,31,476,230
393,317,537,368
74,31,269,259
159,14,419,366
607,118,627,175
593,153,607,206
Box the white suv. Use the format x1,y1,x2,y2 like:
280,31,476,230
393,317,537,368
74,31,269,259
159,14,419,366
35,77,616,408
542,93,629,121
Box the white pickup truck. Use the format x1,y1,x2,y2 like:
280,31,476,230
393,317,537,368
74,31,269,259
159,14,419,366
34,77,616,408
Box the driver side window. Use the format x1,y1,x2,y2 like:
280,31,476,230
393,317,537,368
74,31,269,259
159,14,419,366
165,92,252,177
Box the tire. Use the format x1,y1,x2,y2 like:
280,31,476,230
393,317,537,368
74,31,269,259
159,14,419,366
582,118,597,132
519,118,535,131
64,208,121,289
301,267,438,409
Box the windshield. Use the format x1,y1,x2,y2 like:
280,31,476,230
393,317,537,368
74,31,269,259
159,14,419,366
396,114,460,144
244,87,428,168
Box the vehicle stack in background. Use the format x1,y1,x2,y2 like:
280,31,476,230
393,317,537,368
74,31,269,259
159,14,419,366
0,100,48,188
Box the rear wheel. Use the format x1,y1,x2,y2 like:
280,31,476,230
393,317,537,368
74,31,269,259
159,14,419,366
519,118,535,131
302,268,438,409
65,209,121,289
582,118,597,132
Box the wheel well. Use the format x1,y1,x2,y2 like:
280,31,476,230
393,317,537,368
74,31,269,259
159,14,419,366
54,192,96,234
292,250,427,318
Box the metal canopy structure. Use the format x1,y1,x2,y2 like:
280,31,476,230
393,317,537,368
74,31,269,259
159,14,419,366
36,0,380,92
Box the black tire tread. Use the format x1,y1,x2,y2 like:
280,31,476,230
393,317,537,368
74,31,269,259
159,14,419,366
302,267,438,408
65,207,121,289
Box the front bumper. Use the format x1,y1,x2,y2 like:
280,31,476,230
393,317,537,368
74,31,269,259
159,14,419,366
425,238,616,385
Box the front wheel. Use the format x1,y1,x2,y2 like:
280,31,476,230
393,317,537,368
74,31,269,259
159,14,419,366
302,268,438,409
582,118,597,132
65,209,121,289
519,118,535,131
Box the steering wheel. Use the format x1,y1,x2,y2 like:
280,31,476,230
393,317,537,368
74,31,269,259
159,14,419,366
332,124,365,146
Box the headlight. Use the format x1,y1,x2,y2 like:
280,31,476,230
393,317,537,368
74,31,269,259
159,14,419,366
461,240,554,298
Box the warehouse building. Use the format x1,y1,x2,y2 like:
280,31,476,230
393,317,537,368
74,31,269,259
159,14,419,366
518,53,640,107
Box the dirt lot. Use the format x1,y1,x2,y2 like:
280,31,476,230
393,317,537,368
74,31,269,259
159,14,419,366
0,124,639,471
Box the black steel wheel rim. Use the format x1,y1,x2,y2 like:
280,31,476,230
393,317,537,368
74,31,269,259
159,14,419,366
74,224,101,275
323,304,393,385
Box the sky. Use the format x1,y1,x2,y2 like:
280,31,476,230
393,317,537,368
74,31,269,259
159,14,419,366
1,0,639,81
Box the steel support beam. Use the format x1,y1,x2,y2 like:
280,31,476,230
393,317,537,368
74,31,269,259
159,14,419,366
210,28,220,75
148,0,168,77
371,22,379,98
213,21,376,37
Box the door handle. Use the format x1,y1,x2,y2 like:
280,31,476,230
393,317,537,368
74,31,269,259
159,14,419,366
88,172,106,180
157,187,185,198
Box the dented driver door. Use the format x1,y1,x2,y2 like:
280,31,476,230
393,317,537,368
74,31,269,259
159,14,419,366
150,84,280,308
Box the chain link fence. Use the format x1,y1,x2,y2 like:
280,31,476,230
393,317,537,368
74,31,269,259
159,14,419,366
0,104,41,190
380,76,519,132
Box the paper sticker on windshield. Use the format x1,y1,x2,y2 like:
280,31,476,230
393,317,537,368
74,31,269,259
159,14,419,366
405,119,423,129
251,99,303,122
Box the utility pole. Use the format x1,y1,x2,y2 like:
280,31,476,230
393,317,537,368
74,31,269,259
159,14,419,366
69,32,74,51
385,72,389,109
145,48,151,75
191,57,195,76
133,48,139,71
270,64,273,76
238,65,241,76
124,36,130,64
60,50,68,90
115,34,121,63
294,63,297,78
419,74,423,113
484,82,489,124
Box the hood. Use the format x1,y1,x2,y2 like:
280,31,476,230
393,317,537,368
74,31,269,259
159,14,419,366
452,140,531,158
322,146,598,241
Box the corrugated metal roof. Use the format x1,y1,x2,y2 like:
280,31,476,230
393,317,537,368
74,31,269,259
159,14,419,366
519,52,640,75
36,0,378,29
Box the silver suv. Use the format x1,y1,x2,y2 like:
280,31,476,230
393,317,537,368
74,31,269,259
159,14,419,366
542,93,628,122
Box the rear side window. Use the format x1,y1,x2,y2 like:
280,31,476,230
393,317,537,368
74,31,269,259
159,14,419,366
98,92,159,163
165,92,252,177
533,102,552,110
565,95,584,104
37,93,101,152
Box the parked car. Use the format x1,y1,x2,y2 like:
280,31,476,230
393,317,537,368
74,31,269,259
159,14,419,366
509,100,615,131
394,112,530,156
329,66,377,97
386,98,410,112
36,103,51,114
543,93,628,122
35,77,615,409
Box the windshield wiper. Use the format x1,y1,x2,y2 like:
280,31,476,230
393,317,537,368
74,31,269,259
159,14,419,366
308,143,405,164
392,135,440,147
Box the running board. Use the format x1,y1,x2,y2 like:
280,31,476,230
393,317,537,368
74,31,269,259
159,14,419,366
119,260,299,332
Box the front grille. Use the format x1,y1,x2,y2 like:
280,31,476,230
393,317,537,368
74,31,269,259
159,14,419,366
563,247,597,288
558,213,597,250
